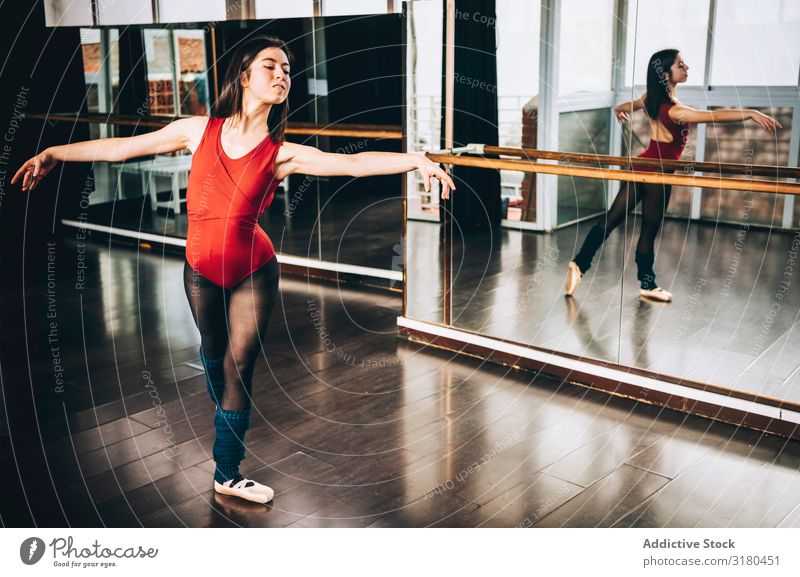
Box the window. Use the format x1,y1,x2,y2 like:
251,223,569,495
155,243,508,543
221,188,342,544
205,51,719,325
625,0,709,87
557,108,611,225
175,30,211,116
701,107,793,225
710,0,800,86
143,29,176,116
559,0,614,93
497,0,541,223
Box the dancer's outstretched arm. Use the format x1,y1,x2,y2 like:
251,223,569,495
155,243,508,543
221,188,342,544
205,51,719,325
669,105,781,134
11,116,203,191
276,142,456,199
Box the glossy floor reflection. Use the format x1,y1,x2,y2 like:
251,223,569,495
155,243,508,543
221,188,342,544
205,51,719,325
1,239,798,527
406,218,800,405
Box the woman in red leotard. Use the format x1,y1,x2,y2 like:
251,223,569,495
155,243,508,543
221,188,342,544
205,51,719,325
565,49,781,302
13,35,455,504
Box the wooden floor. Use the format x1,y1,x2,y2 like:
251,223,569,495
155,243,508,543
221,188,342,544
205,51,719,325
1,238,799,528
407,218,800,405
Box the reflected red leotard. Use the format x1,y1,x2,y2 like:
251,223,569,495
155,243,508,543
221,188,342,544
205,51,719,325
634,102,691,172
185,116,283,288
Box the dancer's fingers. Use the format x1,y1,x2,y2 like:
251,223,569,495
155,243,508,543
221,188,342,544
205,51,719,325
754,116,770,133
10,160,31,185
440,170,456,191
440,180,449,200
438,174,451,200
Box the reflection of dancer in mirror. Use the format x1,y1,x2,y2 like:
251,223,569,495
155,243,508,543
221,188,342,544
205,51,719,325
565,49,781,302
13,35,455,504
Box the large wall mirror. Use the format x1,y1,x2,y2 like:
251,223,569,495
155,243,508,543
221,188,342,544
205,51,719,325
44,2,408,286
402,0,800,434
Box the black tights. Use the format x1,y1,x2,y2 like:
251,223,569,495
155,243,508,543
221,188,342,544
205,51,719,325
182,257,280,411
573,181,672,287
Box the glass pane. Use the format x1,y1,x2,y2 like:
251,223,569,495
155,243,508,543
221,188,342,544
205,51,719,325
795,194,800,229
439,5,622,369
319,14,403,269
406,0,444,320
81,30,120,205
559,0,614,93
255,0,315,18
143,29,176,116
109,30,120,115
625,0,709,87
700,107,793,225
324,0,391,16
158,0,226,22
710,0,800,86
174,30,210,116
45,0,92,26
557,108,611,225
621,110,697,218
80,29,102,114
406,0,443,221
497,0,540,224
97,2,153,25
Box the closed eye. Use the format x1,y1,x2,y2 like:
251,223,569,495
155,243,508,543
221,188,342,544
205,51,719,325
264,65,290,76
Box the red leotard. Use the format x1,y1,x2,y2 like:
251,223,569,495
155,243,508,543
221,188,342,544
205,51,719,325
185,116,283,288
634,101,691,172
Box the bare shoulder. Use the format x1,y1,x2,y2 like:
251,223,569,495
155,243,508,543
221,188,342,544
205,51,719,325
177,116,212,154
668,101,691,120
277,141,303,156
274,141,303,180
275,140,301,163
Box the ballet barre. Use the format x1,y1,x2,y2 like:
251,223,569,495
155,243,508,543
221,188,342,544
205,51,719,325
426,149,800,196
473,144,800,180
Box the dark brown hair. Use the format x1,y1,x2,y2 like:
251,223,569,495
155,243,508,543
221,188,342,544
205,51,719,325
213,35,293,142
644,49,679,120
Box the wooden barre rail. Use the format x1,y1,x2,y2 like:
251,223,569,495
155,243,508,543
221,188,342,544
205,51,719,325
426,152,800,196
23,113,403,140
481,145,800,180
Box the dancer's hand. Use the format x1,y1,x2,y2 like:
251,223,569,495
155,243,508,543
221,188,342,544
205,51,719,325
614,108,630,124
749,110,782,135
11,149,58,192
418,156,456,200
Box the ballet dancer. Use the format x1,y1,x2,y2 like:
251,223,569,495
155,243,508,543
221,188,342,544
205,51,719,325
13,35,455,504
565,48,780,301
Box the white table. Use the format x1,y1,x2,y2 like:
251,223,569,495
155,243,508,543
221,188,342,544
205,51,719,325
112,155,192,215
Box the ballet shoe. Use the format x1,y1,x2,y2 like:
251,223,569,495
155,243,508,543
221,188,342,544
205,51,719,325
565,261,583,296
214,477,274,504
639,287,673,302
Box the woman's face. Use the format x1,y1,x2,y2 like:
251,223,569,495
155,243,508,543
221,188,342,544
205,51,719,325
669,54,689,84
242,46,291,104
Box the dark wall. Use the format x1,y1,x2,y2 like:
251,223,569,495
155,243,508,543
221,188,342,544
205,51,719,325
321,14,405,207
323,14,403,126
441,0,501,230
0,9,407,284
0,2,92,289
